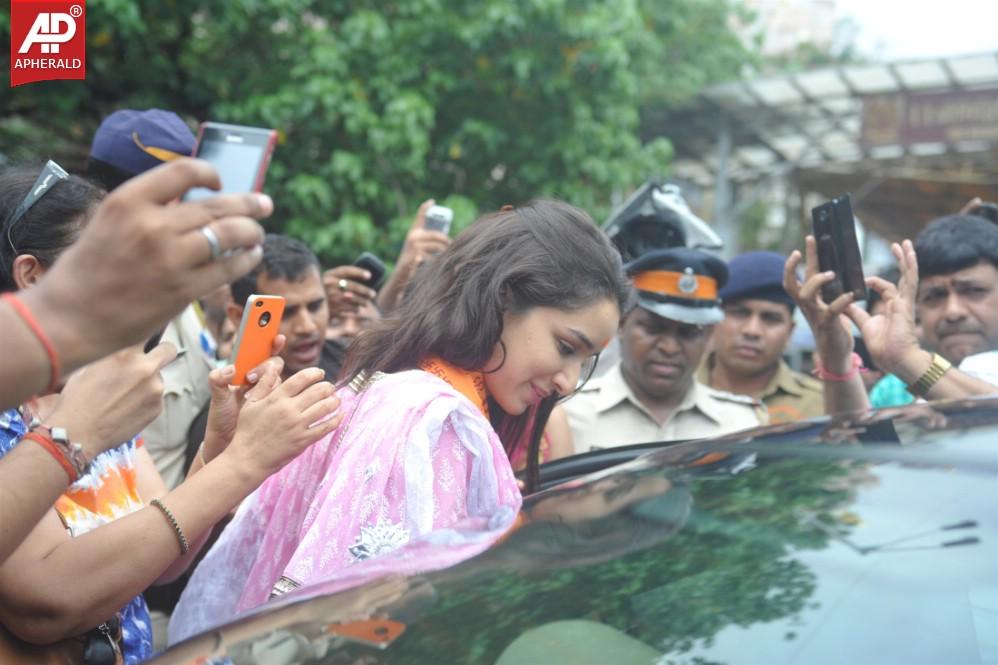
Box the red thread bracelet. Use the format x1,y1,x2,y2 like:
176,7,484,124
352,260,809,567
23,431,77,483
2,293,61,393
812,352,864,382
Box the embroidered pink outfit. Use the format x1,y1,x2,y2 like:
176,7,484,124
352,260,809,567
169,370,522,643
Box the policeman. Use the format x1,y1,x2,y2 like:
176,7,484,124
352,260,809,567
698,251,823,424
565,248,766,453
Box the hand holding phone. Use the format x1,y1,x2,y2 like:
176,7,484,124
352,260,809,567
229,295,285,385
810,194,867,302
184,122,277,202
352,252,386,289
423,205,453,235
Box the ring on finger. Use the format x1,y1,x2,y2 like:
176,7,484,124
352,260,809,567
199,226,222,261
338,278,348,293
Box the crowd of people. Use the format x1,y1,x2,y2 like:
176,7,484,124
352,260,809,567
1,107,996,662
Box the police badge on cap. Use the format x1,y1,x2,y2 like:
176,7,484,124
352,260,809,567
625,248,728,325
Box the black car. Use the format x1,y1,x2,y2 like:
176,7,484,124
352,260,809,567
152,397,998,665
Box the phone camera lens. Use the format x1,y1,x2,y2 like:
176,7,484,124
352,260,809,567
259,312,271,327
255,300,264,307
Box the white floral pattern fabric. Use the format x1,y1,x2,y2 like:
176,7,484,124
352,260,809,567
169,370,522,644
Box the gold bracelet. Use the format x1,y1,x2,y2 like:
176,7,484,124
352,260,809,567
906,353,952,398
150,498,190,555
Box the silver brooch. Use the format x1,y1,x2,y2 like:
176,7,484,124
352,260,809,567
678,267,699,294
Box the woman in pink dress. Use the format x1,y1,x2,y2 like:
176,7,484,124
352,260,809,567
171,200,633,642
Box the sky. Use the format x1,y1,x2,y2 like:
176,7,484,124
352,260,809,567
836,0,998,60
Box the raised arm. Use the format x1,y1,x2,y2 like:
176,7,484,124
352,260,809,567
846,240,998,400
376,199,451,314
0,366,341,645
1,158,270,409
0,343,175,564
784,236,870,414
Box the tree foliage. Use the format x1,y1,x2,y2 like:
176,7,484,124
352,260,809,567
2,0,750,265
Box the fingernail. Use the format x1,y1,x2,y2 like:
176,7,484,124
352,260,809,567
364,271,371,279
222,365,235,376
256,194,273,210
247,372,258,382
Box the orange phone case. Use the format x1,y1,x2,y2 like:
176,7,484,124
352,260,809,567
230,295,285,385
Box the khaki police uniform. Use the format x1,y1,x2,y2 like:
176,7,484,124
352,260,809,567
698,354,823,425
564,362,767,454
142,305,213,489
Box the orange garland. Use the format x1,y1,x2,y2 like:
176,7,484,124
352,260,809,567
418,357,490,418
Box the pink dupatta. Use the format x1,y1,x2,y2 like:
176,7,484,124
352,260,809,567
169,369,522,644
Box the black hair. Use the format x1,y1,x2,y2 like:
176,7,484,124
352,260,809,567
0,166,105,292
344,200,635,492
611,214,686,263
914,214,998,279
84,156,133,192
230,234,321,306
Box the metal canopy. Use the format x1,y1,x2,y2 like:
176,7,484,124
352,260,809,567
654,52,998,190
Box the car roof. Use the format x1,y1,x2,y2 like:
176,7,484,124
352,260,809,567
153,395,998,664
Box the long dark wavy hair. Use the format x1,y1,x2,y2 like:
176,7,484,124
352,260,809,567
343,199,634,492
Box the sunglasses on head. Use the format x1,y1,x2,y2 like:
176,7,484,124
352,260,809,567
4,160,70,256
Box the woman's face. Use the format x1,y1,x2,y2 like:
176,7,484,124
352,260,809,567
484,299,620,415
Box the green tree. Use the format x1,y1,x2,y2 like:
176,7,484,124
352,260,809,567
2,0,749,265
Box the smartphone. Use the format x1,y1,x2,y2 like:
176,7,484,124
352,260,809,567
229,295,285,385
184,122,278,202
352,252,386,289
424,204,453,235
810,193,867,302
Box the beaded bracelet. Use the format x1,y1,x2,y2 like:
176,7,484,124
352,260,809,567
2,293,61,394
150,498,190,555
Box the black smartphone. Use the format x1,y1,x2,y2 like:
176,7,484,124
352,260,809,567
352,252,386,289
810,193,867,302
184,122,278,202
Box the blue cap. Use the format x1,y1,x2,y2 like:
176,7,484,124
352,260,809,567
89,109,196,176
625,248,728,325
718,251,795,311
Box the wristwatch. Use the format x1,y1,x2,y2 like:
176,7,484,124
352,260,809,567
906,353,952,398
